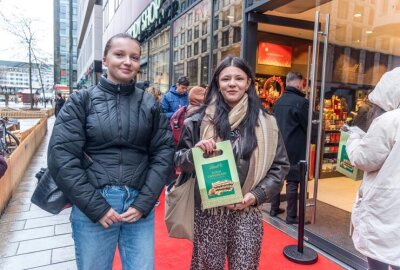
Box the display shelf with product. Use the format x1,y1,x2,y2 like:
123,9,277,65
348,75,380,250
320,96,347,178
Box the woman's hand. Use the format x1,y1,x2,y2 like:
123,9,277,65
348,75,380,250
120,207,143,223
225,193,257,211
195,138,216,155
99,208,122,228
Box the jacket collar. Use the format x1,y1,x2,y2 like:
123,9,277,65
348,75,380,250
98,75,136,95
285,86,306,97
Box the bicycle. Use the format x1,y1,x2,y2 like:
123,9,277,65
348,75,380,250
0,117,20,156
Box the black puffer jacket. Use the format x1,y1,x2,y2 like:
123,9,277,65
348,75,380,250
48,76,175,222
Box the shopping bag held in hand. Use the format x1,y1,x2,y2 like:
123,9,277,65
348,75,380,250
192,140,243,209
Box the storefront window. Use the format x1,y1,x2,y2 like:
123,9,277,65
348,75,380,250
211,0,243,70
149,27,170,93
251,1,400,264
172,0,211,86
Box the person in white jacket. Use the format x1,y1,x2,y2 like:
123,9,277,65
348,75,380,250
347,67,400,270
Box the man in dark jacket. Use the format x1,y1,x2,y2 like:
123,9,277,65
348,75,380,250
161,76,189,119
271,71,309,224
55,92,65,117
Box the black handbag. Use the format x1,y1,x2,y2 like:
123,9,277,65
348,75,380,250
31,168,71,214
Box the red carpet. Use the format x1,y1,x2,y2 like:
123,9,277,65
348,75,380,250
113,193,343,270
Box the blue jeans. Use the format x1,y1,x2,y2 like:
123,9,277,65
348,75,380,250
70,186,155,270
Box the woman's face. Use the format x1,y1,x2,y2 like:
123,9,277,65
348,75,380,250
103,38,141,84
218,66,251,108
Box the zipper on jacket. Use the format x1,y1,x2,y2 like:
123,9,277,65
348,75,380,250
116,86,123,181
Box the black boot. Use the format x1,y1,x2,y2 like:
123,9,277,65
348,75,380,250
286,191,298,224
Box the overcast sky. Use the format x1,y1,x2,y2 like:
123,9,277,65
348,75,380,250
0,0,53,63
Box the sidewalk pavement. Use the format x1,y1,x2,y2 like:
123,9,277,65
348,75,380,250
0,116,77,270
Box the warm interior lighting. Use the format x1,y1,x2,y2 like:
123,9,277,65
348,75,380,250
366,30,373,34
354,13,362,17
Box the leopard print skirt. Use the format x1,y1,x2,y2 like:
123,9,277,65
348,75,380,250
191,208,263,270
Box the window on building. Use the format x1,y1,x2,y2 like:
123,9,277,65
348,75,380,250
213,34,218,49
222,10,230,27
201,55,209,85
187,29,192,42
194,42,199,55
201,38,207,53
222,30,229,47
187,45,192,58
187,59,198,85
202,21,208,35
233,27,241,43
194,25,199,39
180,48,185,60
181,32,186,45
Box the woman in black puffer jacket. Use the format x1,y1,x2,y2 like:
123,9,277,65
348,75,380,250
47,33,175,270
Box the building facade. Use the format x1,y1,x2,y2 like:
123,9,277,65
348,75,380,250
77,0,103,88
0,60,54,95
53,0,78,92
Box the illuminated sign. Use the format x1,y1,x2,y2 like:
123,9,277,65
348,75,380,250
258,42,292,68
128,0,179,42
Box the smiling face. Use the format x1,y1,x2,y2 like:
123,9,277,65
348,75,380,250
102,37,141,84
218,66,251,108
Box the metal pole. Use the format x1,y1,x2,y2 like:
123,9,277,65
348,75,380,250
305,46,311,100
304,11,320,201
311,14,330,224
69,0,73,94
283,160,318,264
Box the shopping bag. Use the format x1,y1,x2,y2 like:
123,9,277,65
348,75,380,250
165,175,195,241
192,140,243,209
336,131,363,180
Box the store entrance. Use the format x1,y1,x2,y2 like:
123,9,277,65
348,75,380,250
242,0,400,268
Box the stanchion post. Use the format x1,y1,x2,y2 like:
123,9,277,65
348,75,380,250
283,160,318,264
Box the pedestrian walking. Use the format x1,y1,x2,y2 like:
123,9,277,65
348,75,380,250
270,71,308,224
54,92,65,117
47,33,175,270
347,67,400,270
161,76,189,119
174,56,289,270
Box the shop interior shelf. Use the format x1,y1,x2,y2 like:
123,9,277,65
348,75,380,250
323,152,338,155
324,130,341,133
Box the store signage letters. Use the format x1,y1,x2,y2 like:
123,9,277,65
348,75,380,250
129,0,179,42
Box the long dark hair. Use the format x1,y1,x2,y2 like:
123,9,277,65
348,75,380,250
200,56,264,159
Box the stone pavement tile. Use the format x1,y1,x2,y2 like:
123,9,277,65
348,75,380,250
4,203,31,214
8,197,33,206
24,214,70,229
27,260,77,270
17,234,73,254
0,220,25,233
55,223,71,235
25,209,71,229
1,250,51,270
52,246,75,264
5,226,54,243
0,242,19,257
1,209,55,223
